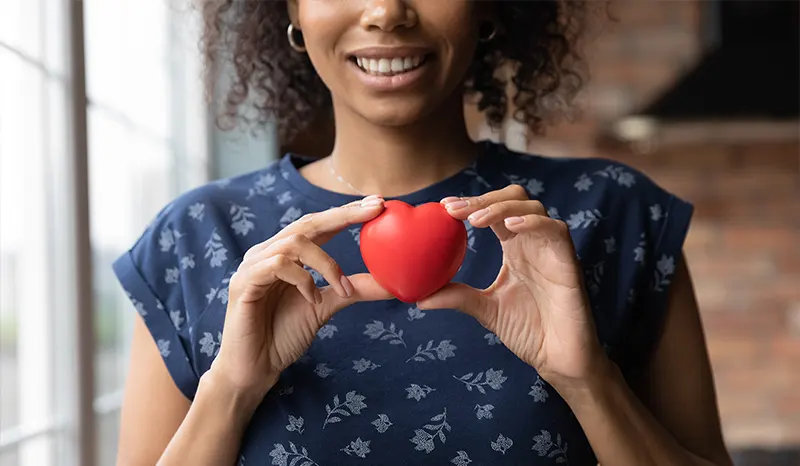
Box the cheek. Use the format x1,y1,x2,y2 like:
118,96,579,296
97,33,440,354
297,4,355,92
303,37,354,103
429,11,480,82
303,31,339,77
449,27,479,70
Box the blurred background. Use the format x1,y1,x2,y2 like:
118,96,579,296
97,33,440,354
0,1,797,465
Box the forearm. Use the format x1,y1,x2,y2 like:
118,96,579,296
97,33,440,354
556,359,726,466
157,370,265,466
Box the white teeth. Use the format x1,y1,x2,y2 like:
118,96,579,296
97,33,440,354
391,58,404,72
353,55,426,76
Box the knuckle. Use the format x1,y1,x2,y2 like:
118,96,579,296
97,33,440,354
508,183,528,199
243,239,272,261
552,219,570,235
529,200,545,213
229,270,244,291
285,233,308,247
243,246,258,261
473,194,487,207
323,255,339,274
299,214,321,236
270,253,292,268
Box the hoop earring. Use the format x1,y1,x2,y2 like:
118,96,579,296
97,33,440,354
478,22,498,43
287,24,307,53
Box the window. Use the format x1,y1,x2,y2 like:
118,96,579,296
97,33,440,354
85,1,209,463
0,1,72,463
0,1,208,464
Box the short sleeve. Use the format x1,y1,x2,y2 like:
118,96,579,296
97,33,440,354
112,202,206,400
616,173,694,375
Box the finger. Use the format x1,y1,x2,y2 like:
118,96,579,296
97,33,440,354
503,213,568,237
416,283,497,331
503,213,575,253
266,234,353,299
440,184,529,220
239,234,353,300
278,195,385,244
237,254,320,305
243,195,384,261
316,273,394,323
466,199,548,241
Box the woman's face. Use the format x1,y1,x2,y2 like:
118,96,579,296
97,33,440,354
291,0,487,127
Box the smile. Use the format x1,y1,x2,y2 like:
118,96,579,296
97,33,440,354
352,55,427,77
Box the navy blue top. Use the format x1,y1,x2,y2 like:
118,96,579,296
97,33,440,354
113,141,693,465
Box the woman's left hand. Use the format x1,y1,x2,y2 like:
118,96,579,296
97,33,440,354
418,185,609,392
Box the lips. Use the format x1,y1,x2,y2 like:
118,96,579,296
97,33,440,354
346,46,434,90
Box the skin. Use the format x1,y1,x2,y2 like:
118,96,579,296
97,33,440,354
117,1,732,465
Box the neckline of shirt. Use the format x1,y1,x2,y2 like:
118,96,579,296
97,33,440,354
279,140,506,207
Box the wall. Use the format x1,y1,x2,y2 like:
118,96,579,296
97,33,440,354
606,138,800,448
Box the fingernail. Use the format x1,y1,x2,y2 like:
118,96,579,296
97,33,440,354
468,208,489,223
340,275,354,298
445,200,469,210
360,198,384,208
440,196,460,204
314,289,323,304
504,216,524,226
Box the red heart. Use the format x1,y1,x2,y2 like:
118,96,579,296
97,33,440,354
360,200,467,303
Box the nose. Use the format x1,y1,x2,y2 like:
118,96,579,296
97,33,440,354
360,0,417,32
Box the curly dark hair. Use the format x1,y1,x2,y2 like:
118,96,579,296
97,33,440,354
201,1,591,144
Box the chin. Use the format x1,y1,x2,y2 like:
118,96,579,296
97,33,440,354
354,96,443,127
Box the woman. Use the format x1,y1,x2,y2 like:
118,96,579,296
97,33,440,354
114,1,732,465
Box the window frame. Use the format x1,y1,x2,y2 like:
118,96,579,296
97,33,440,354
0,1,211,464
0,0,92,463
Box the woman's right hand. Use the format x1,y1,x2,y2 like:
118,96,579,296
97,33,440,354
208,195,391,401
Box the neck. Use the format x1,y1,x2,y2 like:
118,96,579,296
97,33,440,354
328,92,478,197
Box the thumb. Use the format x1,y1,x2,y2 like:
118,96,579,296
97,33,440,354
318,273,393,321
417,283,496,330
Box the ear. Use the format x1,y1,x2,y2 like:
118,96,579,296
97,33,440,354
287,0,300,27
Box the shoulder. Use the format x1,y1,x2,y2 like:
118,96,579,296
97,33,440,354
138,160,296,261
117,161,295,314
147,161,285,236
111,165,289,401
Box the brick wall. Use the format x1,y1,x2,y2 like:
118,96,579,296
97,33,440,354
584,0,703,120
470,0,800,450
605,140,800,448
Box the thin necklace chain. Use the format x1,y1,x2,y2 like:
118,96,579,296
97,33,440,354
327,156,368,196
